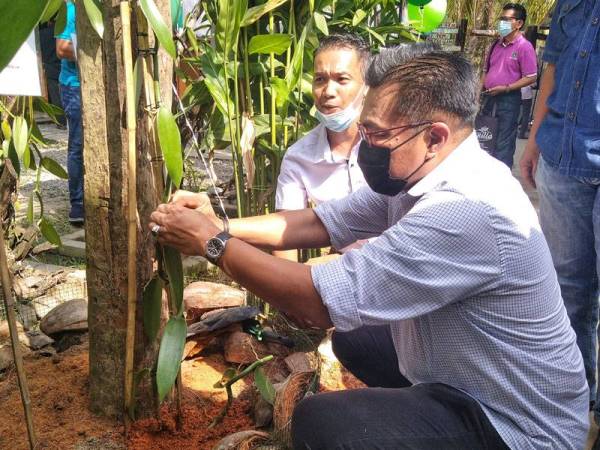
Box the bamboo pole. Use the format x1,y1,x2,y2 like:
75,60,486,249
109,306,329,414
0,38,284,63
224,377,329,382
0,162,37,450
121,0,138,426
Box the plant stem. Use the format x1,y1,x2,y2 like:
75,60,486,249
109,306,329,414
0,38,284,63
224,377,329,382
269,12,277,151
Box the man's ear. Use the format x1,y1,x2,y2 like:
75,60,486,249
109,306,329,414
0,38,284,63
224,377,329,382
426,123,450,154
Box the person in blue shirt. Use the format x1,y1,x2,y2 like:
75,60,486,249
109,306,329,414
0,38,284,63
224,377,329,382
520,0,600,440
56,0,83,225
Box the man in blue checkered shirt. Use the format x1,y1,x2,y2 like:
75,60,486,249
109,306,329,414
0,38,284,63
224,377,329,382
151,44,588,449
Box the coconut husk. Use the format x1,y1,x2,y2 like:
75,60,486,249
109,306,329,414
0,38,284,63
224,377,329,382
272,371,315,448
212,429,270,450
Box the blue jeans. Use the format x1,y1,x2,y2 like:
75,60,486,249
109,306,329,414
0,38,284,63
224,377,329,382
482,91,521,169
536,156,599,413
59,84,83,209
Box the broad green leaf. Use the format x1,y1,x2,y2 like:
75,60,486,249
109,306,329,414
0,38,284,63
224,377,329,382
1,120,11,141
40,0,63,23
38,217,61,246
254,366,276,405
12,116,28,159
34,98,64,125
54,2,67,37
2,140,9,159
215,0,248,57
352,9,367,27
30,121,48,146
241,0,288,27
23,146,31,171
163,245,184,314
285,21,310,91
156,316,187,402
27,192,34,224
133,57,144,111
270,77,290,110
363,25,386,46
0,0,50,71
156,106,183,188
82,0,104,39
7,141,20,177
143,277,164,341
200,49,235,116
139,0,176,59
248,34,292,55
314,12,328,36
41,157,68,179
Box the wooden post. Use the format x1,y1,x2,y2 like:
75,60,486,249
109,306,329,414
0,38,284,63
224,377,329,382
120,0,138,425
0,161,37,450
525,25,539,49
456,18,468,52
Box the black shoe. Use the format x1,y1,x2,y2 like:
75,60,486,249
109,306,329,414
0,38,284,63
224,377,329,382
69,204,84,226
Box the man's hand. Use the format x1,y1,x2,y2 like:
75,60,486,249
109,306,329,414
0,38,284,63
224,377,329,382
485,85,508,96
171,190,217,215
149,203,221,255
519,139,540,189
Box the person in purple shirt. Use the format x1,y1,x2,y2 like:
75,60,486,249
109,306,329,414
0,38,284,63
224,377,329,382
481,3,537,169
520,1,600,446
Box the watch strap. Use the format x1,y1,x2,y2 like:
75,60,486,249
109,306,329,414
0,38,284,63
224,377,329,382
205,231,232,264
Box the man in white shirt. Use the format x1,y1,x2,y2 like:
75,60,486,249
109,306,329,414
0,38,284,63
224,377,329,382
274,33,369,259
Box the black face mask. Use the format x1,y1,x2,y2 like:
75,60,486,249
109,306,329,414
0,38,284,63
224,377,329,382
358,126,433,196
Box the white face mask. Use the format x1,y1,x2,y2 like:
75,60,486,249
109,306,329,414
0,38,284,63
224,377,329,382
314,87,366,132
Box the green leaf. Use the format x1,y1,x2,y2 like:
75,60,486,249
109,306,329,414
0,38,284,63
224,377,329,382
1,120,11,141
352,9,367,27
133,57,144,111
248,34,292,55
254,366,276,405
34,98,64,125
200,49,235,116
27,192,34,224
40,0,63,23
143,277,164,341
241,0,288,27
156,106,183,188
38,217,61,246
139,0,176,59
163,246,184,315
41,157,68,179
7,141,20,177
313,12,328,36
23,146,31,171
156,316,187,402
0,0,50,72
270,77,290,110
12,117,28,159
285,21,310,91
215,0,247,56
362,25,386,46
82,0,104,39
54,2,67,38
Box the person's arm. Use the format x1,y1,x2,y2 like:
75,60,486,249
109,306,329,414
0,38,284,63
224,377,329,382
149,202,332,329
56,39,75,61
519,64,555,188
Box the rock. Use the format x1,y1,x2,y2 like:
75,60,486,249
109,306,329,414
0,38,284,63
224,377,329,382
0,343,31,371
17,302,37,330
32,294,62,319
223,331,272,364
284,352,317,374
40,299,88,336
0,320,24,342
24,330,54,349
184,281,245,323
212,430,269,450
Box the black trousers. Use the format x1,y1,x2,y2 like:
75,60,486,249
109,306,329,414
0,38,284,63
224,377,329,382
291,326,509,449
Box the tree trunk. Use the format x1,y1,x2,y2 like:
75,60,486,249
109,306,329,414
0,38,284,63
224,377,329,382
76,0,172,419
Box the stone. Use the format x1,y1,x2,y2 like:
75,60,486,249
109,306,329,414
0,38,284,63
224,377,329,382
32,295,63,319
284,352,317,374
184,281,245,323
223,331,272,364
40,298,88,336
16,302,37,330
0,320,24,342
24,330,54,349
0,343,31,371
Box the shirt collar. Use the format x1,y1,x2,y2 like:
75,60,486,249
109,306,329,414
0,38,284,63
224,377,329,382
405,132,480,198
314,123,361,163
501,33,523,47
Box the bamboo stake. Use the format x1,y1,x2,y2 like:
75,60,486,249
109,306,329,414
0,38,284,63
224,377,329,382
0,162,37,450
121,0,138,427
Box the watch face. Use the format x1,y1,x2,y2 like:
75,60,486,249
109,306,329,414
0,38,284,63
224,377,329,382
206,237,225,259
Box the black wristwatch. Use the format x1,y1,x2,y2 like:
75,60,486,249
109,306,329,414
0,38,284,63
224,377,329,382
205,231,232,265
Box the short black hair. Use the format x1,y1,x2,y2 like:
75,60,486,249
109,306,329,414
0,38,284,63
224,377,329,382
365,43,479,126
503,3,527,28
314,33,371,76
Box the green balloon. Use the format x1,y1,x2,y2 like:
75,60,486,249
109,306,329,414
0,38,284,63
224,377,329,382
407,0,433,6
407,0,447,34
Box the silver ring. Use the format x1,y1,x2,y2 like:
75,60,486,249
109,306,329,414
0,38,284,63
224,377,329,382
151,224,161,237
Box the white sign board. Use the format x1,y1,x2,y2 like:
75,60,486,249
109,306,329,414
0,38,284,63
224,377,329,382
0,32,42,97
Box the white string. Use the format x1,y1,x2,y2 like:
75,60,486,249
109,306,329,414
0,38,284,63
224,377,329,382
171,83,229,220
